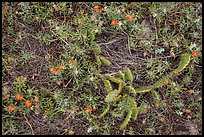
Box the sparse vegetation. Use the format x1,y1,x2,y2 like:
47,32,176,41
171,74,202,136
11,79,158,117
2,2,202,135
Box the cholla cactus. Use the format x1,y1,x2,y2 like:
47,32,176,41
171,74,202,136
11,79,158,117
97,53,191,130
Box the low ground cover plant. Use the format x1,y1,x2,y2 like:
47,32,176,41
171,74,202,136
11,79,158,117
2,2,202,135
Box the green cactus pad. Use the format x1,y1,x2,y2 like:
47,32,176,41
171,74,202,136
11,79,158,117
118,70,125,80
124,86,136,95
93,43,102,55
118,82,124,92
131,107,140,121
98,104,110,118
105,90,121,103
173,53,191,74
120,110,132,130
111,107,125,118
151,90,160,108
125,67,133,81
106,75,123,84
96,56,102,68
100,56,111,66
134,85,153,93
103,80,113,93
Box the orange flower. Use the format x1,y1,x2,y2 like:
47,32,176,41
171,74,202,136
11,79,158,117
111,20,117,26
50,67,57,74
25,100,32,108
8,106,15,112
126,14,133,21
192,50,199,57
15,94,24,101
84,108,93,113
58,65,65,71
93,6,102,13
69,60,75,68
34,96,39,103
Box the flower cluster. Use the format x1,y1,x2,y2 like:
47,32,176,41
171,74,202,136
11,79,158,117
192,50,199,57
50,65,65,75
191,47,200,57
69,60,75,68
84,108,93,113
93,6,102,13
8,94,40,112
92,5,133,27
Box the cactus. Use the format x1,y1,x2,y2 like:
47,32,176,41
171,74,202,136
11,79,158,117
97,53,191,130
120,110,132,130
134,85,153,93
173,53,191,74
105,75,123,84
103,80,112,93
111,107,126,118
100,56,111,66
96,56,102,68
118,82,124,92
125,67,133,82
125,86,136,95
93,43,102,55
151,90,160,108
131,107,139,120
118,70,125,80
105,90,121,103
98,104,110,118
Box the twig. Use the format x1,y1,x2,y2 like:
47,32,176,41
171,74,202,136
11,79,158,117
64,77,73,88
83,2,90,10
23,113,34,135
51,30,70,46
98,38,123,46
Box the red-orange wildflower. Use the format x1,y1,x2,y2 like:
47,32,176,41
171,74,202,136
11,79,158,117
15,94,24,101
25,100,32,108
50,67,57,74
93,6,102,13
58,65,65,71
126,14,133,21
192,50,199,57
111,20,117,26
69,60,75,68
84,108,93,113
8,106,15,112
